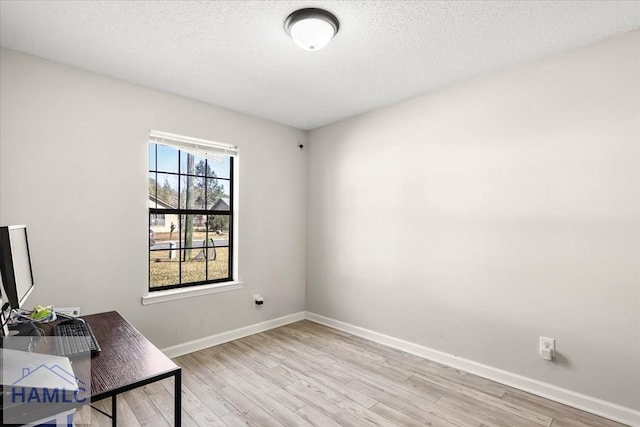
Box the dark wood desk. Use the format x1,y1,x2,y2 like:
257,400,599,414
2,311,181,426
83,311,181,426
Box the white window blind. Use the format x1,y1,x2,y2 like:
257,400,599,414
149,130,238,162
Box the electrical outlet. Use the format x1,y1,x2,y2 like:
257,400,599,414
540,336,555,360
56,307,81,317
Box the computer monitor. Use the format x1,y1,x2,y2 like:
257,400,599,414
0,225,35,309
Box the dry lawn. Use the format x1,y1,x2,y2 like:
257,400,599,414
149,247,229,287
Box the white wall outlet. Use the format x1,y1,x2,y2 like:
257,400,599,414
56,307,81,317
540,336,555,360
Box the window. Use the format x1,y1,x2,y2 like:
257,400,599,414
150,214,165,227
148,131,237,291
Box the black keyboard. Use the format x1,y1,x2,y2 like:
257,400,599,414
52,321,101,357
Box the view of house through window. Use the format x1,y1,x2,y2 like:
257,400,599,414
148,132,235,291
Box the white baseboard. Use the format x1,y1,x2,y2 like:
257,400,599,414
162,311,305,358
159,309,638,425
305,312,639,427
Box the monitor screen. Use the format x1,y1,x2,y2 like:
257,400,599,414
0,225,35,309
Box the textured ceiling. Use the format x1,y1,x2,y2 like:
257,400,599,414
1,1,639,130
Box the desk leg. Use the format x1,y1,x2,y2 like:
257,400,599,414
174,368,182,426
112,395,117,427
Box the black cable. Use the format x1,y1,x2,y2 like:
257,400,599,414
0,303,11,328
1,308,15,328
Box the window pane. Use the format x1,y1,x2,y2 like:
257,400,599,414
151,213,165,227
156,144,179,174
156,173,179,209
180,250,206,283
149,250,179,288
206,179,231,210
149,144,156,171
180,214,207,249
150,213,179,247
208,156,231,180
207,247,229,281
192,177,206,210
148,172,157,208
207,215,230,243
181,151,207,176
179,175,198,209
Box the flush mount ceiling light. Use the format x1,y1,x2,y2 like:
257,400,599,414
284,8,339,51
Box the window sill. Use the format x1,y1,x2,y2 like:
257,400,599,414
141,281,243,305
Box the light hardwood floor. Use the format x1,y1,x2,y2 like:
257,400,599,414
76,320,627,426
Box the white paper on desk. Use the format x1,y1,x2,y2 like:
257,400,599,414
1,348,78,391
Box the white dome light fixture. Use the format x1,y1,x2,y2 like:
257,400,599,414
285,8,339,51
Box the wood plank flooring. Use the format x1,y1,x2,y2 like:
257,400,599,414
78,320,628,426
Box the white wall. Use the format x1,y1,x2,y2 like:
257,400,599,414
0,48,307,348
2,29,638,415
307,30,639,410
